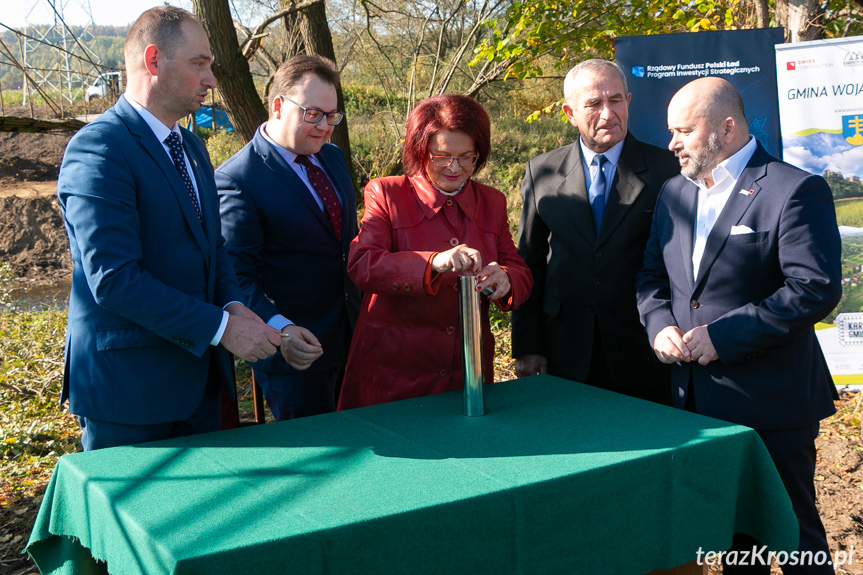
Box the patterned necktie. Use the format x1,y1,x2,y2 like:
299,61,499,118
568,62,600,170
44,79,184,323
296,155,342,240
164,132,203,223
589,154,608,233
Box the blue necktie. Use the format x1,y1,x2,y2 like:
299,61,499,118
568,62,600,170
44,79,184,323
589,154,608,233
164,132,203,223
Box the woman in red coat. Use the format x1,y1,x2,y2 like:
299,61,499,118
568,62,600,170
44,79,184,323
337,94,533,410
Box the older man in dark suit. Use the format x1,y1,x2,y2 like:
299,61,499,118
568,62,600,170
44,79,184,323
637,77,840,574
217,55,360,421
58,7,281,451
512,58,678,403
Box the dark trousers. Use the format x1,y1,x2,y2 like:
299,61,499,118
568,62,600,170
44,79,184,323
586,320,669,405
257,335,349,421
79,375,221,451
723,424,834,575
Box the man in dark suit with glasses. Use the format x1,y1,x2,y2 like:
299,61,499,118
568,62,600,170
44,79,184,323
217,55,360,421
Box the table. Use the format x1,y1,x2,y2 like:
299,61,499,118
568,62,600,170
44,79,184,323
26,375,797,574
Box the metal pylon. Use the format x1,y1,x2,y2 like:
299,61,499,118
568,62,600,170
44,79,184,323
21,0,101,109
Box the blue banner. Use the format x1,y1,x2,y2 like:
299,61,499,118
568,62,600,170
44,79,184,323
615,28,784,157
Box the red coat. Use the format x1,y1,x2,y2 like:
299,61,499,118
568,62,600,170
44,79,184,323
337,175,532,409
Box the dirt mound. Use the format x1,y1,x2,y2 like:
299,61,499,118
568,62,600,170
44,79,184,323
0,132,72,185
0,195,71,278
0,131,73,279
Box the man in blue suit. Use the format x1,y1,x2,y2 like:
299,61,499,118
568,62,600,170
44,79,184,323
637,77,840,574
58,7,282,451
217,55,360,421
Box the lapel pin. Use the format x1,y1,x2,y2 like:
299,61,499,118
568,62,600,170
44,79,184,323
738,188,754,196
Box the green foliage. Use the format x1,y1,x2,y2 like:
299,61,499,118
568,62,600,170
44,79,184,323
0,308,78,474
825,171,863,200
835,198,863,227
470,0,739,119
204,130,244,169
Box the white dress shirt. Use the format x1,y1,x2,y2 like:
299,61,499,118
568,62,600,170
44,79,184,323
123,94,232,346
689,136,757,280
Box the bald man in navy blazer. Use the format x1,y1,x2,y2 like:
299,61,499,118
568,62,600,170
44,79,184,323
637,77,840,574
58,7,281,451
217,55,360,421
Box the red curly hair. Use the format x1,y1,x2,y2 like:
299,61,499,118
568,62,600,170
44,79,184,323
402,94,491,176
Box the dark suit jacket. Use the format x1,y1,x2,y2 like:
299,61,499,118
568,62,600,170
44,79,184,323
636,143,841,430
58,96,243,425
512,133,679,396
216,131,360,375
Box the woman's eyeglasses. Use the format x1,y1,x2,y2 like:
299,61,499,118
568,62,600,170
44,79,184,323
429,154,479,167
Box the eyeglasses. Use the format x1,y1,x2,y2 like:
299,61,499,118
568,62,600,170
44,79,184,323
429,154,479,168
279,95,345,125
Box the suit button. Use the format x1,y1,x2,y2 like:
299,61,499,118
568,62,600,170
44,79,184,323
345,292,349,300
446,326,455,336
449,237,459,246
452,284,458,292
594,251,602,258
593,279,600,285
403,283,411,292
445,199,454,207
690,299,700,309
440,370,449,377
392,283,400,291
342,253,346,262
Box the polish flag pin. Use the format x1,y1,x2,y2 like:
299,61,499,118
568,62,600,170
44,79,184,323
739,188,754,195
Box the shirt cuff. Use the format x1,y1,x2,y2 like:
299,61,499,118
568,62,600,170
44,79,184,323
267,314,294,332
211,311,230,346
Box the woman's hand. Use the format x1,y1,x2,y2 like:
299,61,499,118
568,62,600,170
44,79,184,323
431,244,482,274
476,262,510,300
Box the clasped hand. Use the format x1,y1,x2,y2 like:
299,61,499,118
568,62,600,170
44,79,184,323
653,325,718,366
431,244,510,300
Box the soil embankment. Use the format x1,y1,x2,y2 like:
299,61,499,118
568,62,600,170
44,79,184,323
0,131,72,278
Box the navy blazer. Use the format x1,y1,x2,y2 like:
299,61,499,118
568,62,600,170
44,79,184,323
58,96,243,425
216,131,360,374
636,143,841,430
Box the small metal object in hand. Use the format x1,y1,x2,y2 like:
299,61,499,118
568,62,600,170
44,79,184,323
480,286,494,297
280,332,291,339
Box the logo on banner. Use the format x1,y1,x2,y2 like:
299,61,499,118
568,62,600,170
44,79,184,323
837,314,863,346
631,66,645,78
843,115,863,145
787,61,796,70
845,51,863,67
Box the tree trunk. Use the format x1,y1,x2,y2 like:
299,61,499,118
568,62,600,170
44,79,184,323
294,0,359,198
775,0,823,42
753,0,769,28
192,0,267,144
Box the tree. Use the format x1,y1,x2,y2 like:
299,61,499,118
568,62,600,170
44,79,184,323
192,0,267,142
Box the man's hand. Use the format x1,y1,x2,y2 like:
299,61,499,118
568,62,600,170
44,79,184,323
279,325,324,370
514,354,548,378
221,305,281,362
653,326,691,364
682,325,718,366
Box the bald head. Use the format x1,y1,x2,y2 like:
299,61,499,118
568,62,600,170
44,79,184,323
667,77,750,186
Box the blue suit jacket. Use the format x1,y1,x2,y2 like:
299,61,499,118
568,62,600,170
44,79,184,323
216,131,360,374
636,143,841,430
59,96,243,425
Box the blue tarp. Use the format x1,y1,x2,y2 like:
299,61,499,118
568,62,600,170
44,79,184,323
194,106,233,131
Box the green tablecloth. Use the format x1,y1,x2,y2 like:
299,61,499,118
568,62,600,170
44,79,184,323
26,375,797,575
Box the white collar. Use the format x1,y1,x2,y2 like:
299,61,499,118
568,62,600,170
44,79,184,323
123,93,181,144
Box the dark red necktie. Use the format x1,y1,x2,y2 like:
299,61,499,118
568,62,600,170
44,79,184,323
296,155,342,240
